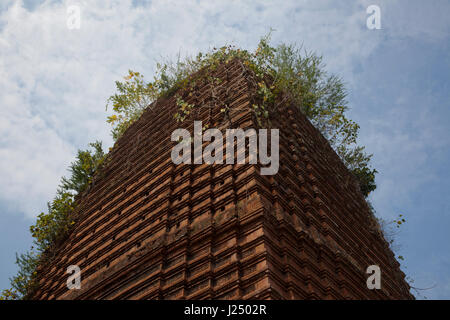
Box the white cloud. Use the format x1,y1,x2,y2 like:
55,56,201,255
0,0,448,224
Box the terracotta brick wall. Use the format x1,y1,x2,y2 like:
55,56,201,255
32,59,413,300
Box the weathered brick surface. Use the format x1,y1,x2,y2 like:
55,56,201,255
32,59,413,300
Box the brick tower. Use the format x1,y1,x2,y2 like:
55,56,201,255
32,59,413,300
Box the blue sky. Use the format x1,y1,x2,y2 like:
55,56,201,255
0,0,449,299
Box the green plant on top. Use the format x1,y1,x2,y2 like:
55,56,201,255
106,32,376,197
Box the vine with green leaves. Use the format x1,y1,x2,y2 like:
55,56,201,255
106,32,377,197
1,142,106,300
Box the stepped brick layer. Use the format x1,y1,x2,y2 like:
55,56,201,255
32,59,413,299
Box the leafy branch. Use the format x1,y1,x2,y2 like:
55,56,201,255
105,32,377,197
1,142,106,300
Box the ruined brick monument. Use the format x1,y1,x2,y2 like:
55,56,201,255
32,59,413,299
